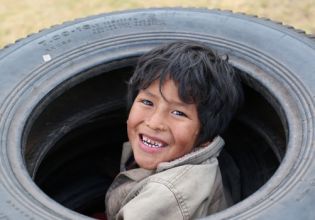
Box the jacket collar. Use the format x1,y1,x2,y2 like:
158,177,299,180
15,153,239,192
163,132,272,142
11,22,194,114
157,136,224,172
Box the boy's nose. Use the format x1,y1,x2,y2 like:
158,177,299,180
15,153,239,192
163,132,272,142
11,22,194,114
145,111,167,131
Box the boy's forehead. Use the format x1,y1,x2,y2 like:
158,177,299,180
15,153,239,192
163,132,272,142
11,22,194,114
141,79,194,107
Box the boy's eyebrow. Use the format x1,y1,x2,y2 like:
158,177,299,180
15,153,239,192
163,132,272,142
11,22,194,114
142,89,191,107
142,89,157,98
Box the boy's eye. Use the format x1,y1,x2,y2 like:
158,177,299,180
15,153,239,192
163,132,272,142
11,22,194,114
172,110,187,117
141,99,153,106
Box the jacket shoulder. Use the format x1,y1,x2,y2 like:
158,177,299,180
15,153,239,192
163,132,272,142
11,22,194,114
146,161,221,217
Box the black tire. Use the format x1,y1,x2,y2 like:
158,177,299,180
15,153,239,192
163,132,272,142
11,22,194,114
0,8,314,220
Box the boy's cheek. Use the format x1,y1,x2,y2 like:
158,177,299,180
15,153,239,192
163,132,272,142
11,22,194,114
128,106,148,126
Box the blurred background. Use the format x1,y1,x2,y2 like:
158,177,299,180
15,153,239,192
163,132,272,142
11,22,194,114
0,0,314,48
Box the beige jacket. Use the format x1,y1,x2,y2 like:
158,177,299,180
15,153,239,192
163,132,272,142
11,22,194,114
105,136,228,220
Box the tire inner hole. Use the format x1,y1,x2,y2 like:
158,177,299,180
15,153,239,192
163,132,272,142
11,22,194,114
24,61,286,217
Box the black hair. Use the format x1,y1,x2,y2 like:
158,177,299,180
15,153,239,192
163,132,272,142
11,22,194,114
127,40,243,147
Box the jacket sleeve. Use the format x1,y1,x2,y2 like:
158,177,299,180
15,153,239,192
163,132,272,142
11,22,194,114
116,181,188,220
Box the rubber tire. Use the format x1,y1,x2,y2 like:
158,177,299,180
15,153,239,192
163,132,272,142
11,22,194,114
0,8,314,220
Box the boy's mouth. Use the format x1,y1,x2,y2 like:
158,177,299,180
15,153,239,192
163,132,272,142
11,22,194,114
140,134,166,148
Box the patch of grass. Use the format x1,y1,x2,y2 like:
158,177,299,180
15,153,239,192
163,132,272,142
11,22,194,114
0,0,314,48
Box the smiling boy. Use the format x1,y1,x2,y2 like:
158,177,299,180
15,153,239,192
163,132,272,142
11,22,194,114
105,41,243,220
128,78,201,170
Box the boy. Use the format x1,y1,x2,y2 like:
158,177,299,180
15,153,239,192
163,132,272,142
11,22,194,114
105,40,243,220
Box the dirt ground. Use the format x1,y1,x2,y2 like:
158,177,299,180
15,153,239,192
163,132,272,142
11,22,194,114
0,0,314,48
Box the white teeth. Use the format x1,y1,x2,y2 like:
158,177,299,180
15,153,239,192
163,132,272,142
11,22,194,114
142,135,163,148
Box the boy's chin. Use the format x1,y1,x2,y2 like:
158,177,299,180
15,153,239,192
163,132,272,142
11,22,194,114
134,157,159,170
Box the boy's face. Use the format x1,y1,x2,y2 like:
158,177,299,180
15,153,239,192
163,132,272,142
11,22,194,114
127,79,201,170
